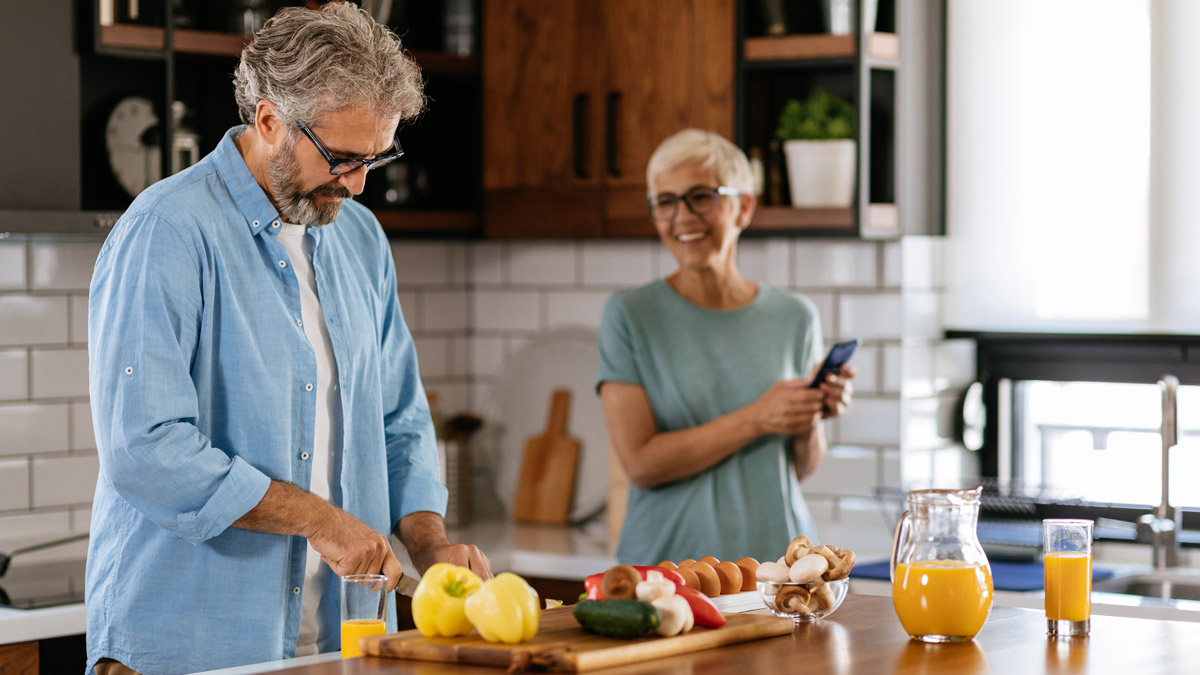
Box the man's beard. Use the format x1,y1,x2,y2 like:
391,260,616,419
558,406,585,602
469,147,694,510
268,136,352,226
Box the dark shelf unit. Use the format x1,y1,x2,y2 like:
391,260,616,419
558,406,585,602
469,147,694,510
737,0,900,237
0,1,482,238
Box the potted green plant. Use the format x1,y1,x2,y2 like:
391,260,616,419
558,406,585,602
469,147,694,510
775,90,856,208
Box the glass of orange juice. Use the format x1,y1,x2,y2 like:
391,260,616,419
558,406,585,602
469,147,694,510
1043,519,1093,637
340,574,389,658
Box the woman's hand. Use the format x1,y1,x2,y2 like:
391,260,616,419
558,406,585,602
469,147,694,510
751,379,825,436
814,363,856,419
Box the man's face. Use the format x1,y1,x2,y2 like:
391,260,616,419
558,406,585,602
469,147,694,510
266,105,400,226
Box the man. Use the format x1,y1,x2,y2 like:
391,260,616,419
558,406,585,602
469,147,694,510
85,4,489,673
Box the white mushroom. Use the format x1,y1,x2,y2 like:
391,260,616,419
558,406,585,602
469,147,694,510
789,553,830,584
755,561,792,583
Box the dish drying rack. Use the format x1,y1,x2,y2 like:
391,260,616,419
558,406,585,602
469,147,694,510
873,479,1090,561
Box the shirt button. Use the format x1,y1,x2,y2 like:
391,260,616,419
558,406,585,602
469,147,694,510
305,383,314,392
273,220,281,227
300,451,310,460
292,586,301,595
124,366,134,375
252,220,260,227
279,260,287,268
295,318,303,327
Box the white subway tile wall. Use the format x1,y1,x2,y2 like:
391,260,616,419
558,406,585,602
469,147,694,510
0,350,29,401
29,242,101,291
509,242,578,286
0,235,975,549
0,242,26,290
580,242,656,286
0,458,31,511
31,454,100,508
0,295,70,346
30,347,90,399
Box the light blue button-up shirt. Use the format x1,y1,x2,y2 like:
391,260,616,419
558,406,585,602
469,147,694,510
86,127,446,675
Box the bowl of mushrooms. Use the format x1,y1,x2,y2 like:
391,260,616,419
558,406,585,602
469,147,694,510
755,536,855,622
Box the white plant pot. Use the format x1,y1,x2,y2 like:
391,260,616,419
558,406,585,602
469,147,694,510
783,139,856,208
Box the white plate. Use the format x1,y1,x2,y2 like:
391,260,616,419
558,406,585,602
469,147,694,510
479,327,609,524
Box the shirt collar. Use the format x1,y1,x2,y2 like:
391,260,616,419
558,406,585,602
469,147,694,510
213,125,284,237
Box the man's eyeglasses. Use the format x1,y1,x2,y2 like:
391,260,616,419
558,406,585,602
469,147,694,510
297,123,405,176
647,186,741,221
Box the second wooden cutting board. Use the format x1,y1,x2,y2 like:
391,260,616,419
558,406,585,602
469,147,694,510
361,605,794,672
512,389,580,525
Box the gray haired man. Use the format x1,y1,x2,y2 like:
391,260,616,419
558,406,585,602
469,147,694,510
86,4,489,673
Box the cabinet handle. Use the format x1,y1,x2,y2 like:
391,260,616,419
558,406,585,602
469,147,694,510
606,91,622,178
573,93,589,179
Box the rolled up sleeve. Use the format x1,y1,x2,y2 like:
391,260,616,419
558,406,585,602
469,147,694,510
90,214,270,543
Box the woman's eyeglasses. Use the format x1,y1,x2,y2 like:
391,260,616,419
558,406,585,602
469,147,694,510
647,186,741,221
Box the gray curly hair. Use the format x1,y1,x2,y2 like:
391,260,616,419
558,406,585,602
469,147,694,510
233,2,425,128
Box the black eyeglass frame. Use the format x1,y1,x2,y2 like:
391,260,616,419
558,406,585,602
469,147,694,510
646,185,742,221
297,123,405,176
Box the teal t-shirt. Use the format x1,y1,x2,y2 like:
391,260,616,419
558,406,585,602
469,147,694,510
596,279,825,564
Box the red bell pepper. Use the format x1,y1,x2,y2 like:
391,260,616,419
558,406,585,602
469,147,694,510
675,585,726,628
583,565,688,601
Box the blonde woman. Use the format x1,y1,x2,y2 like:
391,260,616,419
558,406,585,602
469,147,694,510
597,129,855,564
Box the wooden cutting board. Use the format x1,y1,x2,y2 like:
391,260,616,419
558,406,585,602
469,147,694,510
512,389,580,525
361,606,794,672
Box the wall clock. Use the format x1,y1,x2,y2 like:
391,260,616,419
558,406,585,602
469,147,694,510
104,96,160,199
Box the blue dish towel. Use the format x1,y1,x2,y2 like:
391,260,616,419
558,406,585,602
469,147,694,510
851,560,1116,592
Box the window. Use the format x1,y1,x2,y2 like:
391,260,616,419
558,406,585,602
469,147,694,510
965,332,1200,536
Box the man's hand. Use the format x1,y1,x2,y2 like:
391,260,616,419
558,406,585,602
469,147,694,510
310,505,405,591
232,480,404,591
398,511,493,580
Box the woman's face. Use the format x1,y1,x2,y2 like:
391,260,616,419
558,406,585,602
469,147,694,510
650,162,748,273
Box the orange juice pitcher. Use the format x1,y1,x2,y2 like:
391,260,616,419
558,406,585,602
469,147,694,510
891,488,994,643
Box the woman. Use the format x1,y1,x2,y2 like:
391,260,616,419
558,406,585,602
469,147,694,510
596,129,855,565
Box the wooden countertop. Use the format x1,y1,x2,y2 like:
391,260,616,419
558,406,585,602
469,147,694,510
254,594,1200,674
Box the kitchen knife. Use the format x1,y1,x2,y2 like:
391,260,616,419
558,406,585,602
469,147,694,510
395,573,420,598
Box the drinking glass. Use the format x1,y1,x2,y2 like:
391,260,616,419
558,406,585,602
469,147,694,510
340,574,388,658
1043,519,1093,637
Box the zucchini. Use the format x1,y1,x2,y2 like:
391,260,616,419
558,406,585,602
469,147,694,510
573,599,661,639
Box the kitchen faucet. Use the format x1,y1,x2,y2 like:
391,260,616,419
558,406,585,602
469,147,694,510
1136,375,1181,569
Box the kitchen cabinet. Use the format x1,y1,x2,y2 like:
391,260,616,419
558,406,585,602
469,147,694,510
0,642,37,675
0,0,482,237
482,0,736,238
738,0,944,237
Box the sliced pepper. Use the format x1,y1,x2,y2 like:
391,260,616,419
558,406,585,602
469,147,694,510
675,585,726,628
463,572,541,644
411,563,483,637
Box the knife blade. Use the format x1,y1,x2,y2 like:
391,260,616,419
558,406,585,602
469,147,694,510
395,573,420,598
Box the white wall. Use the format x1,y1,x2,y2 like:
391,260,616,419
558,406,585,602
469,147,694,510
0,235,975,561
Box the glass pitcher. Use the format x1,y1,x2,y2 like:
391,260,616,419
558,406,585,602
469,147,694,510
890,488,994,642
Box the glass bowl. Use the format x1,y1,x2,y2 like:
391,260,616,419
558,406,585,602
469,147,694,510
757,577,849,623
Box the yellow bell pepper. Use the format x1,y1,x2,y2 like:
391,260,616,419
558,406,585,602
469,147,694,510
463,572,540,644
411,563,483,637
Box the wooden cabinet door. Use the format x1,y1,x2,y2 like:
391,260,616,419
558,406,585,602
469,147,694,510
482,0,735,238
601,0,736,236
483,0,604,237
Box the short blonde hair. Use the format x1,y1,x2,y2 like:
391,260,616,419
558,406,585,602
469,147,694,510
645,129,754,197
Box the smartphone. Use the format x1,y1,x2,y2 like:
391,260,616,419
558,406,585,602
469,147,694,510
808,339,861,388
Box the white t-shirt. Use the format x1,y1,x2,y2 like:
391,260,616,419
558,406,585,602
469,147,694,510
277,223,344,656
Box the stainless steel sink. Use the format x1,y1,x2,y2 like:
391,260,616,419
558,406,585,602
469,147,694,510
1093,570,1200,602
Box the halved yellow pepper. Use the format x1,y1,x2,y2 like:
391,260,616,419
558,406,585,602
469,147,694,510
463,572,540,644
411,563,483,637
